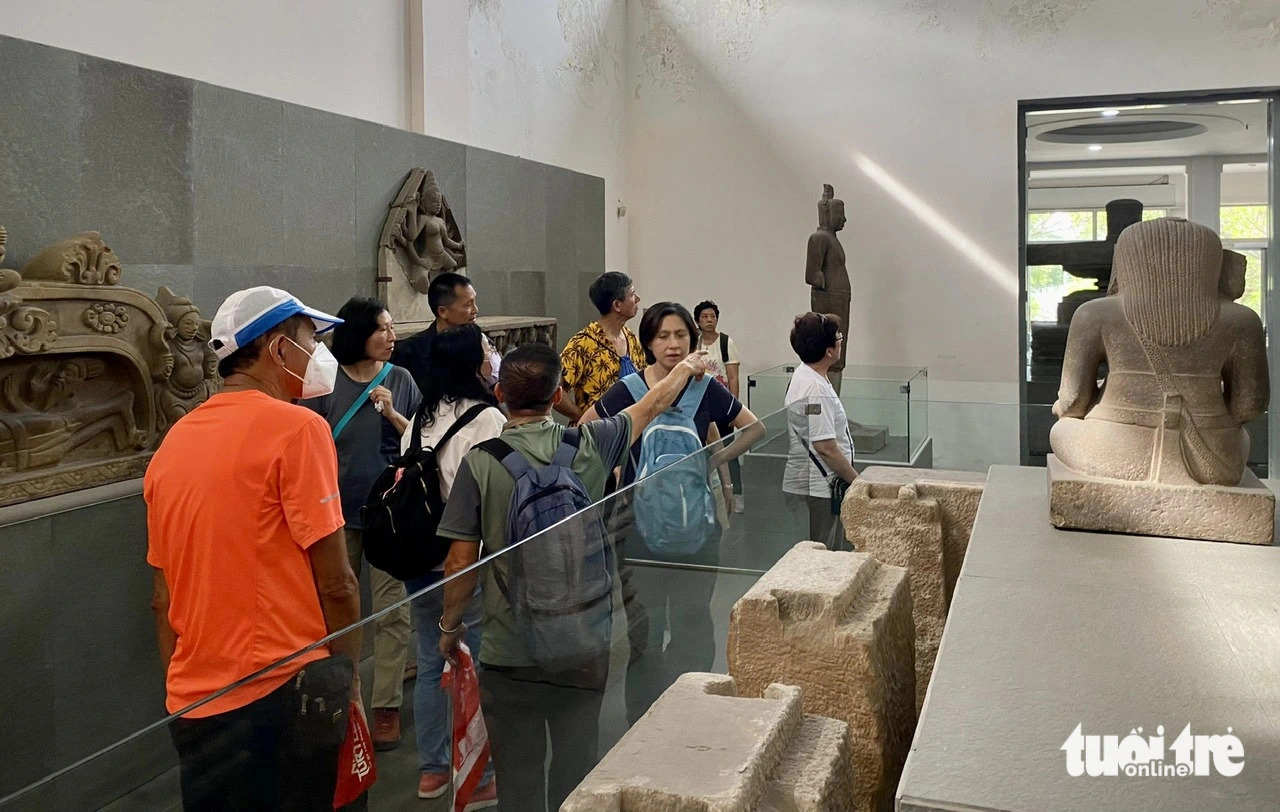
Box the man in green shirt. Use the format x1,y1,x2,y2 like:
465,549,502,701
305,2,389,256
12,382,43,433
436,342,709,811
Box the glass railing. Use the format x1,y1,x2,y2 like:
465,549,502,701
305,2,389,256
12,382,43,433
3,395,1050,811
747,364,929,466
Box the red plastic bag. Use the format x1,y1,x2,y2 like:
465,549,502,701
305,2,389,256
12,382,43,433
334,702,377,809
442,642,491,812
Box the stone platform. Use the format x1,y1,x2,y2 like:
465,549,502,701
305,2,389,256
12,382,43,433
841,467,986,710
563,673,855,811
1047,454,1275,545
729,541,915,812
899,465,1280,812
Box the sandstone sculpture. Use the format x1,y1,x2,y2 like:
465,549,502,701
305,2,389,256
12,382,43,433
805,184,850,391
841,467,986,709
377,168,466,327
728,541,915,812
1049,217,1273,544
154,286,218,432
563,673,856,811
0,229,216,506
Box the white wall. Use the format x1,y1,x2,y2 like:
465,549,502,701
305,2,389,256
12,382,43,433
0,0,408,127
423,0,630,271
625,0,1280,403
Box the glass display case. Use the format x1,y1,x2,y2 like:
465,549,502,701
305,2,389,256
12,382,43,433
746,364,930,466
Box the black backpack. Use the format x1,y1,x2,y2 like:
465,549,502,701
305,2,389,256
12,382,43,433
360,403,491,581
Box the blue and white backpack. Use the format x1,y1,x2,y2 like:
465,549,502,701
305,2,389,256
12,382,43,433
622,373,716,556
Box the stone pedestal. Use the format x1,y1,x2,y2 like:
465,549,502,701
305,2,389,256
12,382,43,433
900,466,1280,812
563,673,855,811
840,468,986,709
396,315,557,354
1047,454,1275,545
728,542,915,812
850,423,888,454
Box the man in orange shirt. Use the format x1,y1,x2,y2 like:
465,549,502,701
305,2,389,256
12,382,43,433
146,286,363,811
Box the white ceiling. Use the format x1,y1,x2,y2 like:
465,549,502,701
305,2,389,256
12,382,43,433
1025,100,1269,163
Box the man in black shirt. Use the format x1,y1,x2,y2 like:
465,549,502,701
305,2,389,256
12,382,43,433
390,272,479,393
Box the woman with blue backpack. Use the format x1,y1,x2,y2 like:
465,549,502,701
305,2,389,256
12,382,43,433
582,301,763,722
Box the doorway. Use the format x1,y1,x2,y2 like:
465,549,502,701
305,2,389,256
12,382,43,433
1018,90,1279,475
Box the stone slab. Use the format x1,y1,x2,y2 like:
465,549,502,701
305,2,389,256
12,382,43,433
191,82,283,266
898,465,1280,812
1047,453,1274,545
841,467,985,710
729,542,915,812
282,103,357,268
564,673,855,811
79,54,194,265
855,466,986,596
0,35,83,266
851,424,888,454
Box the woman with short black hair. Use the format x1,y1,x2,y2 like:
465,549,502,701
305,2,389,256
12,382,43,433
300,296,421,751
783,312,858,549
582,301,763,723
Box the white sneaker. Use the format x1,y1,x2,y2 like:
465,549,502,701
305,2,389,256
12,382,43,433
733,495,745,514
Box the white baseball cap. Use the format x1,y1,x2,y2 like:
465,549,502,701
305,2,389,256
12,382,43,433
209,286,343,360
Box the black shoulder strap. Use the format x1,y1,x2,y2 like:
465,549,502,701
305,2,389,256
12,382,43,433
551,427,581,467
477,437,515,463
720,332,729,361
792,427,830,479
434,403,492,451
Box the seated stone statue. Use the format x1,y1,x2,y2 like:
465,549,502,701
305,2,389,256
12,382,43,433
1050,217,1268,488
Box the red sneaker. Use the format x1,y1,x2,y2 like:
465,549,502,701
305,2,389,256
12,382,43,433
371,707,401,752
417,771,449,800
464,780,498,811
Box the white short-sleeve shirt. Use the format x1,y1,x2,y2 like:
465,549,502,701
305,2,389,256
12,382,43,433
782,364,855,498
401,398,507,500
699,333,741,390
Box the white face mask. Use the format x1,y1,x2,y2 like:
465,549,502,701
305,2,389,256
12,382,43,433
282,337,339,398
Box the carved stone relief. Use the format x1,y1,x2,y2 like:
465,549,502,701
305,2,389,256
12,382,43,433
377,168,467,329
0,228,217,506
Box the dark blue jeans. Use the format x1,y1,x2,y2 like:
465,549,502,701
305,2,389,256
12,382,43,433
406,572,490,782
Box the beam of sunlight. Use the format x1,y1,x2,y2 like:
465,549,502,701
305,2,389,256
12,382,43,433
853,152,1019,297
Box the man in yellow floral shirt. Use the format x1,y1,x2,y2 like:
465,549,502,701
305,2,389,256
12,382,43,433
556,271,645,423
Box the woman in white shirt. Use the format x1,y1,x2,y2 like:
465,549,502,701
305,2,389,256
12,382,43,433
782,312,858,549
401,323,505,803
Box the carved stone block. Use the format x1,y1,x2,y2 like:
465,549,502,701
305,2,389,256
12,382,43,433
563,673,856,811
728,542,915,812
850,423,888,454
841,467,985,710
1048,454,1274,544
0,228,215,507
377,168,466,327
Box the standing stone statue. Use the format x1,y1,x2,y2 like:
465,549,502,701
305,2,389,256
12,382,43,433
805,184,850,391
390,169,465,293
377,168,466,327
1048,217,1273,543
154,286,217,432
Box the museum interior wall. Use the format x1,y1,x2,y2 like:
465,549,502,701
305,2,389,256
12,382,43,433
0,0,631,273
